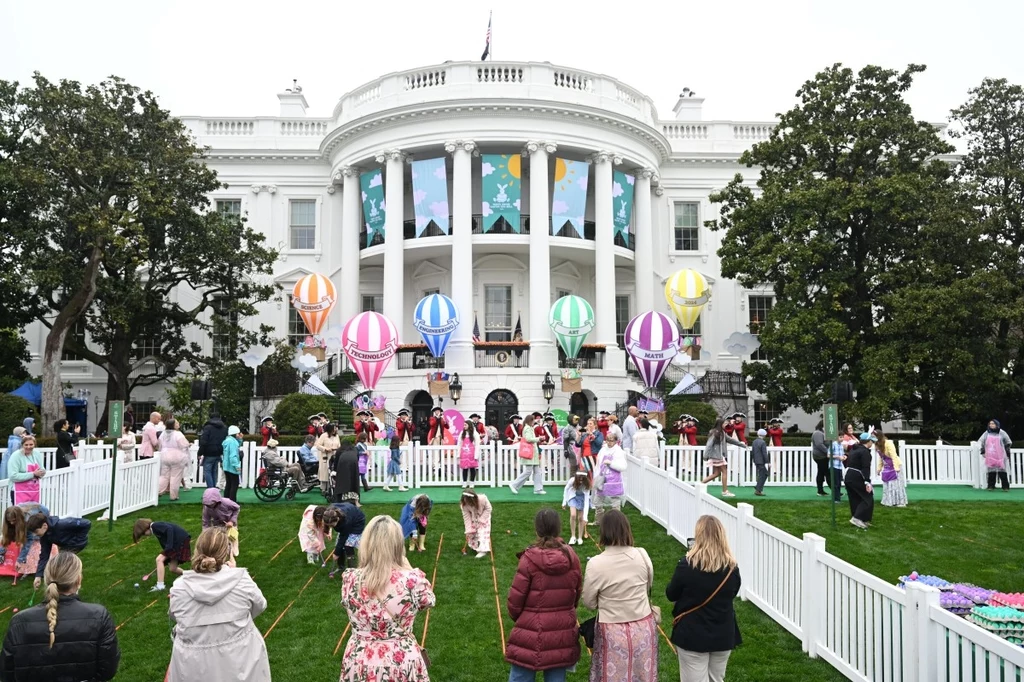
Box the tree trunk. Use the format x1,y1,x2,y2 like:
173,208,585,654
41,244,104,436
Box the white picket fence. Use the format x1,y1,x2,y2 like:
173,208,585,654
624,454,1024,682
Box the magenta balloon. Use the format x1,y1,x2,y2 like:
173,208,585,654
341,312,399,391
623,311,680,389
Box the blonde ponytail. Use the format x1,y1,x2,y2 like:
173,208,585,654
42,551,83,648
193,527,231,574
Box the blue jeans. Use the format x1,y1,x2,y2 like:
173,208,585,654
508,665,567,682
203,456,221,488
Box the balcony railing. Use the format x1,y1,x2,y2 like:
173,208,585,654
474,343,529,368
358,214,625,250
558,346,606,370
396,346,446,370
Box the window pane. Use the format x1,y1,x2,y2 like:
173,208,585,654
288,306,307,346
615,295,630,349
212,297,240,362
673,202,699,251
216,200,242,218
748,295,773,361
361,296,383,313
290,200,316,250
753,400,784,429
61,320,86,361
484,286,512,332
290,200,316,226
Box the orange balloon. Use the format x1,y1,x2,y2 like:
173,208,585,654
291,273,337,336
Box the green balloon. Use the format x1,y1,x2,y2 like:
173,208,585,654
548,295,595,359
550,409,570,428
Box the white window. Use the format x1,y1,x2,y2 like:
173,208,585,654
614,295,630,349
484,285,512,342
289,200,316,250
680,314,702,359
361,295,383,313
216,199,242,221
61,320,87,361
212,297,239,362
556,288,572,300
673,202,700,251
748,295,773,361
288,306,307,345
754,400,783,428
423,288,440,297
134,335,160,359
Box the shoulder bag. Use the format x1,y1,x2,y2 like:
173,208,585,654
672,564,735,627
645,551,662,624
518,439,535,460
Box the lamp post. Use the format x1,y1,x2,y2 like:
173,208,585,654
93,395,101,436
449,373,463,406
541,372,555,408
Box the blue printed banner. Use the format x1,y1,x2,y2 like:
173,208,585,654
612,170,636,246
411,157,450,236
481,154,522,232
551,158,590,238
360,170,386,247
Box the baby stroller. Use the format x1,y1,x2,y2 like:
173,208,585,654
254,452,316,502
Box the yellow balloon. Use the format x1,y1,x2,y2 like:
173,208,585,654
665,269,711,330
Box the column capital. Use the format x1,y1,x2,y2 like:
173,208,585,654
375,149,407,164
326,184,337,195
444,139,477,154
337,166,360,181
250,184,277,194
637,167,657,180
589,151,623,165
523,140,557,156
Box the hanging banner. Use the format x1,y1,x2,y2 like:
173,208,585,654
612,170,635,246
411,157,449,236
360,170,386,247
481,154,522,232
551,158,590,238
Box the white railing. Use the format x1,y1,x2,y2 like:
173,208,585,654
623,455,1024,681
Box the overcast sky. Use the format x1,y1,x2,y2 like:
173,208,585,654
2,0,1022,125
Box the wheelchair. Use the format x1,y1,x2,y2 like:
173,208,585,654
253,457,322,502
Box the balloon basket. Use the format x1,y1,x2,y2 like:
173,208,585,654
428,380,450,397
561,377,582,393
303,347,326,362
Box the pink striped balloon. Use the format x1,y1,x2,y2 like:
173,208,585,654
623,311,680,390
341,312,399,391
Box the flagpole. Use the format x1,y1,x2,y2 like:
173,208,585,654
489,10,493,61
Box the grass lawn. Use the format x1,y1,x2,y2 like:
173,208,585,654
0,495,846,682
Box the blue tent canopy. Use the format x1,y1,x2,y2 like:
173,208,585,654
8,381,87,407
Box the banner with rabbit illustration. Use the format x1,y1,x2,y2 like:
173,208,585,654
480,154,522,232
360,169,386,247
411,157,450,237
612,170,635,246
551,158,590,238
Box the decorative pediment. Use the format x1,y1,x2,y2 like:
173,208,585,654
273,267,315,285
550,261,582,280
473,254,527,272
412,260,449,280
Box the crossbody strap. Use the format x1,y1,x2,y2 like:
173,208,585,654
672,565,735,627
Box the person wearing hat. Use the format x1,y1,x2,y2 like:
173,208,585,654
531,412,548,445
731,413,748,445
540,413,559,446
262,438,308,494
751,429,770,496
844,434,875,529
767,418,784,448
306,415,322,438
221,426,243,503
722,415,736,440
259,417,278,448
468,413,487,443
503,414,523,445
427,406,450,446
353,411,379,443
395,409,416,445
596,411,611,439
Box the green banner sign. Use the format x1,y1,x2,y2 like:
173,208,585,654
823,403,839,440
481,154,522,232
107,400,124,437
360,170,386,247
612,170,635,246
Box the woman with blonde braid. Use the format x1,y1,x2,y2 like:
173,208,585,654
0,552,120,680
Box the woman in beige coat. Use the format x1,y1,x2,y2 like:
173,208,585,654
157,419,190,501
168,527,270,682
315,423,342,485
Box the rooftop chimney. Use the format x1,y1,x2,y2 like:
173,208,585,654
278,79,308,117
672,88,704,121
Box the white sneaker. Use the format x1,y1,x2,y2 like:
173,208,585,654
569,536,578,545
721,491,736,497
382,486,392,492
398,486,408,492
462,483,468,489
469,482,475,489
508,484,519,495
533,490,547,495
475,552,488,559
150,583,166,592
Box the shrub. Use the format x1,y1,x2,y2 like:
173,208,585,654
0,395,38,438
272,393,334,435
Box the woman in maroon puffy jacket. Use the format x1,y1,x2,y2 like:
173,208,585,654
505,508,582,682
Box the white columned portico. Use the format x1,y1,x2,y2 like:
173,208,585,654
592,151,626,371
634,169,655,313
527,141,558,369
377,149,406,329
445,139,476,370
339,167,361,326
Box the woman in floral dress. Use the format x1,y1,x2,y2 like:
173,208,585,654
340,515,435,682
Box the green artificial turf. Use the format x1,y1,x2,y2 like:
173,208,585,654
0,499,847,682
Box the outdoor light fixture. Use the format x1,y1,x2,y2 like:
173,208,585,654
542,372,555,406
449,373,463,405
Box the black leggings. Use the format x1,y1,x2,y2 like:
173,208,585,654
814,458,831,492
845,471,874,523
224,473,240,502
462,468,478,482
987,471,1010,490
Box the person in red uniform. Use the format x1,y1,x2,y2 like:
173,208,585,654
596,411,610,439
353,410,379,442
682,415,699,446
541,413,559,445
259,416,278,446
722,416,736,439
731,412,748,445
395,409,416,444
427,406,450,445
504,414,523,444
767,418,785,447
306,414,321,437
469,413,487,442
530,412,547,444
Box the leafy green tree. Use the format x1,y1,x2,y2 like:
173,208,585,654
272,393,333,434
1,74,277,434
0,329,31,393
211,362,255,430
707,63,986,427
0,395,37,437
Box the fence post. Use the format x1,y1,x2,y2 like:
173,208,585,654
694,481,708,521
903,581,941,681
801,532,826,657
735,503,753,601
638,456,649,516
67,460,83,517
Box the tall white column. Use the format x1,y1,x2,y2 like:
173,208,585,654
377,149,406,331
338,167,361,326
592,151,626,371
445,139,476,370
634,169,655,313
527,141,558,369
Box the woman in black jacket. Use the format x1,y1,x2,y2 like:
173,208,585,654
53,420,75,469
666,514,741,682
0,551,120,681
844,433,876,529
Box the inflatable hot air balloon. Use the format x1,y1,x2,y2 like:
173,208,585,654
292,273,337,337
341,312,399,391
413,293,459,358
664,269,711,331
548,295,595,359
623,311,680,389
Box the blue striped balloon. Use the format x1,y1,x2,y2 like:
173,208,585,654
413,294,460,358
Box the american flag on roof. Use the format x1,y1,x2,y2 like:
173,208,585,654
481,12,492,61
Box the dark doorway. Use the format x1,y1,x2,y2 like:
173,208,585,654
410,391,434,438
570,392,589,420
485,389,519,432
